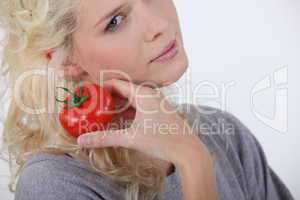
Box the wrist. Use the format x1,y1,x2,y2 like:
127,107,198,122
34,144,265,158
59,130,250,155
173,136,212,173
173,139,218,200
170,117,214,173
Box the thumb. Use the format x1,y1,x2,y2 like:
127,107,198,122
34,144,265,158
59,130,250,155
77,128,134,148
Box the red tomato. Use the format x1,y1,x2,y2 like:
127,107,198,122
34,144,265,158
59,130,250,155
56,82,115,138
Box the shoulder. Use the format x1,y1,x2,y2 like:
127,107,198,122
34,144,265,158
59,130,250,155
177,103,261,197
177,103,294,200
15,152,106,200
177,103,266,165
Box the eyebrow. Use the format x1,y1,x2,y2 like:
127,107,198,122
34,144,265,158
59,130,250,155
93,3,128,28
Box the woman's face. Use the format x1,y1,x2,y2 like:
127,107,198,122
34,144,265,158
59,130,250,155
72,0,188,87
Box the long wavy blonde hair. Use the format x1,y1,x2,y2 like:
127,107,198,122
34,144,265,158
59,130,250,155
0,1,169,199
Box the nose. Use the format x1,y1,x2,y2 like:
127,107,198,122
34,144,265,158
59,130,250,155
143,9,169,42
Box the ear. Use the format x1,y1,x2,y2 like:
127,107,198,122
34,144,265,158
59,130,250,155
46,47,90,81
45,48,55,60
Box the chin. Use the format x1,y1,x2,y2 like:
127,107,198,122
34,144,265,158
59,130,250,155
162,55,189,87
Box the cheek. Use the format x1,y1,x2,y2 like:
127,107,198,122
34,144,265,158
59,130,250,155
78,39,145,80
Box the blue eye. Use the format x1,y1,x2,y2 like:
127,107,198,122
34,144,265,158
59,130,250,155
105,14,126,32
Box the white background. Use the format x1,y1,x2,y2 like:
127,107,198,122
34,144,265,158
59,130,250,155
0,0,299,199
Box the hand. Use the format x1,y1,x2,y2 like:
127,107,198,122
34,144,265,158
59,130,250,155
77,79,204,168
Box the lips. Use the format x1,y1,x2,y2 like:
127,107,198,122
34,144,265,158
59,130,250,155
150,38,177,63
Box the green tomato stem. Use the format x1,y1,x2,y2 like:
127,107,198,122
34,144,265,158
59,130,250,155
55,81,89,109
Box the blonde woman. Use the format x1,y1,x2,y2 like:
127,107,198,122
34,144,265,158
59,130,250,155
0,1,294,200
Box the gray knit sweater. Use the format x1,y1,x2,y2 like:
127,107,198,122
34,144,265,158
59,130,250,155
14,104,294,200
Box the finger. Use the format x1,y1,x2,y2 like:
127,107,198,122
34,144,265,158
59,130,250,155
77,128,134,148
103,79,138,108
